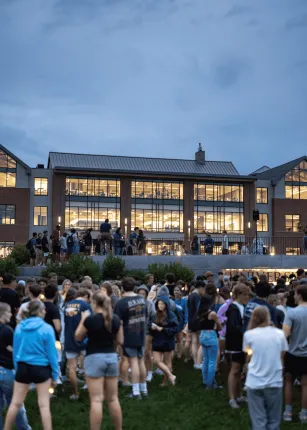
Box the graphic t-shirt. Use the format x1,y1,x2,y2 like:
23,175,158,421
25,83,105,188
115,295,146,348
0,288,21,329
44,302,61,341
64,299,92,352
84,313,121,355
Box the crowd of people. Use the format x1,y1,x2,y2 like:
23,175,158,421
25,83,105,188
0,267,306,429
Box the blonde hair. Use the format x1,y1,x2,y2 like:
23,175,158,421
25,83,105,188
248,306,270,330
92,292,112,332
23,300,45,319
0,303,10,319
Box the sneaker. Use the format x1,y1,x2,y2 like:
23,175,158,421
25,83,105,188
146,374,153,382
141,391,148,398
236,396,247,403
229,399,240,409
282,411,292,422
294,379,301,386
127,393,142,400
299,412,307,424
70,394,79,401
193,364,202,370
81,384,88,390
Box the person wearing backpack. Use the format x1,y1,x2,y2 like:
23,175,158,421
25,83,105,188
204,234,215,255
26,233,37,266
42,230,49,265
66,230,75,259
191,235,200,255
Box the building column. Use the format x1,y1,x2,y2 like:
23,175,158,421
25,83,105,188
244,182,256,241
52,173,66,234
120,177,132,238
183,180,194,249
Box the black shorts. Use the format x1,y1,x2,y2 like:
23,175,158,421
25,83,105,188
52,245,61,255
15,362,51,384
231,352,246,366
284,352,307,377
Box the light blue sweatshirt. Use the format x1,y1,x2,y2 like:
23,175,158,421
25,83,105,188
14,317,58,381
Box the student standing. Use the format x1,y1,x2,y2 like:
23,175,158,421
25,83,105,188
75,293,123,430
0,303,31,430
244,307,288,430
186,281,205,369
226,283,251,409
0,274,21,329
283,284,307,423
4,300,58,430
115,277,147,399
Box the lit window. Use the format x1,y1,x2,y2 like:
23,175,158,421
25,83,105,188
131,207,183,232
0,150,16,169
34,178,48,195
34,206,48,226
256,188,268,204
0,242,14,258
131,180,183,199
65,177,120,197
0,205,15,225
194,183,243,202
194,209,244,234
257,214,268,232
65,202,120,230
285,214,300,232
285,162,307,199
286,247,300,255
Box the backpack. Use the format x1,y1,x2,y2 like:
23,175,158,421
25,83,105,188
67,235,74,247
191,240,198,251
174,304,184,332
26,239,33,250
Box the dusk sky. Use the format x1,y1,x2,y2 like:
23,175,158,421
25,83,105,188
1,0,306,174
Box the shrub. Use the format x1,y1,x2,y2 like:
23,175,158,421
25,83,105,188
9,245,30,266
41,255,101,284
148,262,194,283
102,255,126,280
0,257,19,277
123,269,148,283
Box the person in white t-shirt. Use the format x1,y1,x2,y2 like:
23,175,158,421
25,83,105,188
243,306,288,430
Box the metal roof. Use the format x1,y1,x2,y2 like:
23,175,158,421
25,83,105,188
250,155,307,182
48,152,241,177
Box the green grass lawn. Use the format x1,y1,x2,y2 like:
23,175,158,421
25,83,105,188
22,360,303,429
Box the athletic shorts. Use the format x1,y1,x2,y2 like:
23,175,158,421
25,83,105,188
66,350,86,360
85,353,118,378
123,346,144,358
52,245,61,255
284,352,307,377
15,362,51,384
231,352,246,366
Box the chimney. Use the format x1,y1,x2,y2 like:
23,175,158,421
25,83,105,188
195,143,205,164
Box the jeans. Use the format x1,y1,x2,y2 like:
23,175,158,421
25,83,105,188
114,247,123,256
0,367,31,430
247,387,282,430
200,330,218,387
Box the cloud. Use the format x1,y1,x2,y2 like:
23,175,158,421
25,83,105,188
285,14,307,31
0,0,306,174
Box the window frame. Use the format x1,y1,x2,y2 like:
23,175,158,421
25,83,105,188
33,206,48,226
285,214,300,232
0,205,16,225
256,213,269,232
256,187,268,204
34,177,49,196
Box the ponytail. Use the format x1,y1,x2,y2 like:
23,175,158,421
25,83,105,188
92,292,112,332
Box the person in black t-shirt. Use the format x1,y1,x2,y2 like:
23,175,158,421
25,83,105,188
0,274,20,329
44,283,61,341
0,303,31,428
100,218,112,255
75,292,123,430
165,273,176,299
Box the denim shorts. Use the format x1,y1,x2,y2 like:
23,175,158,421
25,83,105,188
66,350,86,360
123,346,144,358
85,353,119,378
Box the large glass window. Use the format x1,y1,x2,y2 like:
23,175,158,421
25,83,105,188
34,178,48,196
256,188,268,204
65,177,120,197
0,150,16,188
285,214,300,232
194,183,243,202
65,202,120,230
131,180,183,199
131,206,183,232
285,161,307,199
257,214,268,232
194,209,244,234
0,205,15,225
34,206,48,226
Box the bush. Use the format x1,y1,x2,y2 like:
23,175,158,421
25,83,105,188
123,269,148,283
9,245,30,266
41,255,101,284
0,257,19,277
102,255,126,280
148,262,194,283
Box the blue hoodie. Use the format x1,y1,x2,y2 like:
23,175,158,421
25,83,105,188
13,317,58,381
149,295,179,352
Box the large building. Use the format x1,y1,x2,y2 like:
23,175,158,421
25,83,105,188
1,143,306,255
